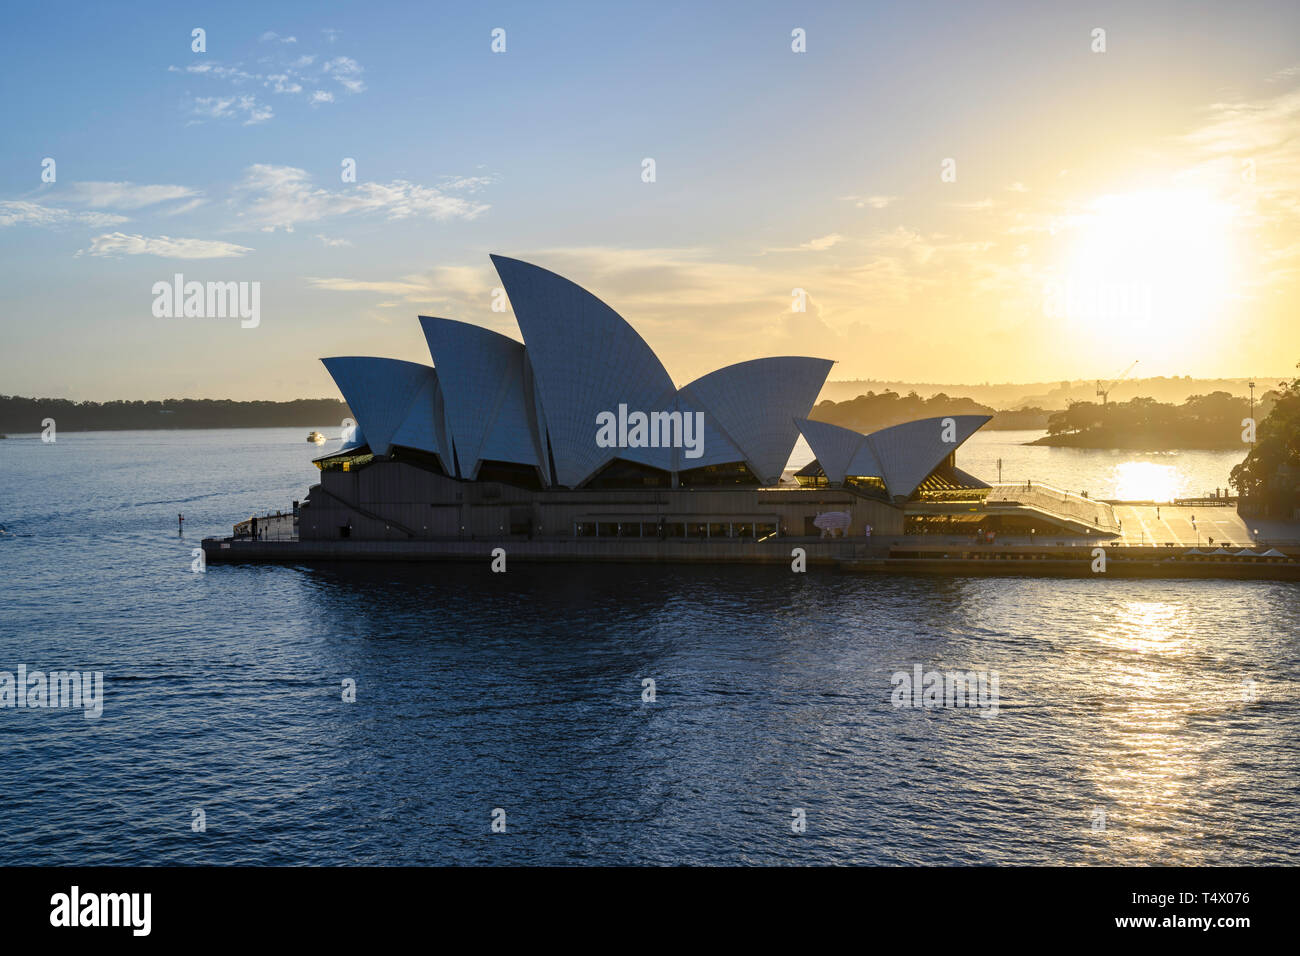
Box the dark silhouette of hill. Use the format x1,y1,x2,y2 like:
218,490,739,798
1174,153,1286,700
0,396,351,433
819,376,1271,409
1031,391,1279,449
810,390,1001,433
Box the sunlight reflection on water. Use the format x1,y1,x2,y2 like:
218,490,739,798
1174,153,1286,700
1112,460,1184,502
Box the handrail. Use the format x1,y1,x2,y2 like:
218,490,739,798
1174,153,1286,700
312,484,419,538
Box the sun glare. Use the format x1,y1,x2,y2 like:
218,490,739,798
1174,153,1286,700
1112,460,1183,503
1055,188,1239,349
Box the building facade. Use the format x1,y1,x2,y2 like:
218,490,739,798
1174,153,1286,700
301,255,1002,545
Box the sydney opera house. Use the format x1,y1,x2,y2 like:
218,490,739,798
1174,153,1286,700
283,255,1112,557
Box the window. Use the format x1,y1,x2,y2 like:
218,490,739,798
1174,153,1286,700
677,461,761,488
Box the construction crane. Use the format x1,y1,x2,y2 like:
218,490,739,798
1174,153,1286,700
1096,360,1138,408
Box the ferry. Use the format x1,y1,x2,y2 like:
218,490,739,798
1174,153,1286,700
307,431,326,444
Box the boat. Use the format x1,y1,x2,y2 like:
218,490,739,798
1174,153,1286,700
307,431,326,444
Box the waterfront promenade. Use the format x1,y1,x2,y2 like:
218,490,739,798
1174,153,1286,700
1111,502,1293,549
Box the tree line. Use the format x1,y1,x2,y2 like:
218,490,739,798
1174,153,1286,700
0,396,352,433
1231,369,1300,517
810,390,1057,432
1034,391,1278,449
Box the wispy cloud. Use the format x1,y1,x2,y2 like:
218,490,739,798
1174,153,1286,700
0,201,127,228
308,276,431,296
192,94,273,125
80,233,253,259
160,198,208,217
322,56,365,94
62,182,200,210
232,164,489,231
170,62,258,82
763,233,845,254
168,36,365,122
266,74,303,95
840,194,898,209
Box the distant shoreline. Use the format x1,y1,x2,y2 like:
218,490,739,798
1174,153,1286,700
1027,433,1246,451
0,396,351,434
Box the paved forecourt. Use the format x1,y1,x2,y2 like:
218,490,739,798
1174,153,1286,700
1112,504,1264,548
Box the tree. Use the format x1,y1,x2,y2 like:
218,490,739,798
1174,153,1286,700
1230,364,1300,516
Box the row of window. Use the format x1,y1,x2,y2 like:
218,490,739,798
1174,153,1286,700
574,521,779,540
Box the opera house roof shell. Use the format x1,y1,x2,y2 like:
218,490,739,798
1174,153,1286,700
321,255,987,494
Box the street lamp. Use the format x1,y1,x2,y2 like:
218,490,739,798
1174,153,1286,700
1249,381,1256,448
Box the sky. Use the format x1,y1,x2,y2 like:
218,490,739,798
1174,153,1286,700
2,0,1299,401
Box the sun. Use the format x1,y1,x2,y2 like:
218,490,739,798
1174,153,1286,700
1052,188,1240,350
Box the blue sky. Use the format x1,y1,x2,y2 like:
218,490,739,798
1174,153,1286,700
3,0,1299,399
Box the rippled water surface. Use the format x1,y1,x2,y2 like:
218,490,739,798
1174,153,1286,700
1,429,1296,864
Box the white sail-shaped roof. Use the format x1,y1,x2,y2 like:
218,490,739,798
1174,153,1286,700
321,357,444,459
846,439,884,480
418,316,543,479
388,371,450,465
669,389,745,471
682,357,833,484
797,414,989,497
794,418,870,484
491,254,677,487
865,414,991,498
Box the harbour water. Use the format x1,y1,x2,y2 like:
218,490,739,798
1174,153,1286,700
791,429,1250,502
1,428,1296,864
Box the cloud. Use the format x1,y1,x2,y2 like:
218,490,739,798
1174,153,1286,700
0,201,127,228
314,234,352,247
840,194,898,209
172,62,258,82
192,95,273,125
160,198,208,217
63,182,199,210
295,239,1031,383
1184,87,1300,156
266,74,303,94
322,56,365,93
1178,78,1300,270
801,234,843,251
763,233,845,253
168,40,363,122
307,264,499,319
81,233,253,259
232,164,489,231
308,276,431,296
